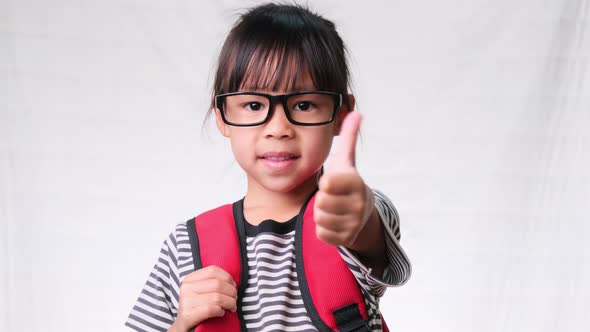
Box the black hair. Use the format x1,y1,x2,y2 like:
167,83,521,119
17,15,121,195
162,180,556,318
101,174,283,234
208,2,352,116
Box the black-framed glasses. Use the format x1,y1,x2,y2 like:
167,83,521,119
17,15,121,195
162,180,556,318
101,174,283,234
215,91,343,126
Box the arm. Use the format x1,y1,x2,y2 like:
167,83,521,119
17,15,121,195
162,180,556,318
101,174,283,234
126,224,237,332
342,188,412,292
315,111,410,290
125,228,179,331
345,186,387,278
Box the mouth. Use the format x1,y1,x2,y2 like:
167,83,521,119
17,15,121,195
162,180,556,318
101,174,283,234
259,152,300,160
258,152,300,171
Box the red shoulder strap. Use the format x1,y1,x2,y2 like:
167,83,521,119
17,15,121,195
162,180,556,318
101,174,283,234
188,195,387,332
191,203,242,332
298,194,370,331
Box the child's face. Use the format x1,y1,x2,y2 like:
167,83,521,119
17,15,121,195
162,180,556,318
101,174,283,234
215,71,352,194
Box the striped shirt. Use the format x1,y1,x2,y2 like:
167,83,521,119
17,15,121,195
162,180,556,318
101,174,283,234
125,190,411,331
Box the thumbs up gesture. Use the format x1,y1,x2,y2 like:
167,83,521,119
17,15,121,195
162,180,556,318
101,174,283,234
314,111,377,249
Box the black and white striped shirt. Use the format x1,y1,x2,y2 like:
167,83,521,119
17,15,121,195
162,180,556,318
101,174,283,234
125,190,411,331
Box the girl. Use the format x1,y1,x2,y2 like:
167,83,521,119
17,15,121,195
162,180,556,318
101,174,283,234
126,3,411,332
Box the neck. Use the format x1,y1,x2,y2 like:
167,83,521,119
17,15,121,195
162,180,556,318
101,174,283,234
243,171,320,224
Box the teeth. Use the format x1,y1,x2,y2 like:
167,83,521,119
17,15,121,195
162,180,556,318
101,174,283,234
265,156,295,161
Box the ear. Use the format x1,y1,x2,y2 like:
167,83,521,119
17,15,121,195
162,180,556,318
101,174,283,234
334,94,356,136
215,108,230,137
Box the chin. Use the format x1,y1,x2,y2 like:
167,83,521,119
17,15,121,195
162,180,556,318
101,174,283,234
258,171,318,194
261,177,305,193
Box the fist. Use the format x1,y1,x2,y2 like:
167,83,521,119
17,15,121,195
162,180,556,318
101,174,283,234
173,265,238,332
314,112,374,247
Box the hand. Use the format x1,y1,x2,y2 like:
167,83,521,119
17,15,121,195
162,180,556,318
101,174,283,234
314,112,375,248
171,265,238,332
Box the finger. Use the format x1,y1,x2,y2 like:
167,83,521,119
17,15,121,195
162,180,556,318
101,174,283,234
190,278,238,299
210,293,238,312
191,293,238,312
193,304,226,324
330,111,361,171
313,208,350,232
186,265,237,287
315,225,352,246
315,190,362,215
318,172,364,196
177,303,226,329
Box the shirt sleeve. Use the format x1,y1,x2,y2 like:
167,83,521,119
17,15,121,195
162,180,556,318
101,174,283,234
125,225,187,332
338,188,412,298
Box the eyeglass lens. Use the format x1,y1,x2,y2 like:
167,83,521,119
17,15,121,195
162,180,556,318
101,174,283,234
222,93,336,125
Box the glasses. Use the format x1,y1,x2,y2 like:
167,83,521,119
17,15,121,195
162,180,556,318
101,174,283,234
215,91,343,126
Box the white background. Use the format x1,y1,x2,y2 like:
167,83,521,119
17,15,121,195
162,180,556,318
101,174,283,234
1,0,589,331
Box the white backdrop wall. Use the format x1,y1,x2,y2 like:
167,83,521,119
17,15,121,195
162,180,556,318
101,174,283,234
1,0,589,331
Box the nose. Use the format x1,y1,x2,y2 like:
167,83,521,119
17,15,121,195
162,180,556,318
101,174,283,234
263,102,294,139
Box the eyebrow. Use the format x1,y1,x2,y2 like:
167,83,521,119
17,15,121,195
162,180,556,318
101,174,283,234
238,84,317,92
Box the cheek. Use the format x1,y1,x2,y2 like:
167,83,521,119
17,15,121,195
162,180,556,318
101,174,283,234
228,131,256,167
302,129,335,165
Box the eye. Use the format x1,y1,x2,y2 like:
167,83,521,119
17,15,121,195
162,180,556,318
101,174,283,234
245,102,263,111
294,101,314,111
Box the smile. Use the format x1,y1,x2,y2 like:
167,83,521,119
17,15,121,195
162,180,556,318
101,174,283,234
262,156,298,161
260,152,299,160
259,152,300,171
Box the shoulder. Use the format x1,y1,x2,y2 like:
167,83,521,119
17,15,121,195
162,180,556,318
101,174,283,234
170,222,190,245
160,222,191,254
159,221,195,280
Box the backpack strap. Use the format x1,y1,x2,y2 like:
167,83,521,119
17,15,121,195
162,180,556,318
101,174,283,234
186,216,202,270
295,193,371,332
185,201,248,332
186,195,380,332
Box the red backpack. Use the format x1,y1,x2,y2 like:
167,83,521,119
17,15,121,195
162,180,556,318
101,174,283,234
185,192,389,331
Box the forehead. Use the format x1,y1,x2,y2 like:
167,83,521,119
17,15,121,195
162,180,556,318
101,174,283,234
237,47,317,93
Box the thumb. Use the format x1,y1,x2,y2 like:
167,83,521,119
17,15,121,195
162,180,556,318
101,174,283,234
329,111,362,171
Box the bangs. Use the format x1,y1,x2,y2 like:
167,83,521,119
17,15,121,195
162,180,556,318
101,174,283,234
239,45,307,92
